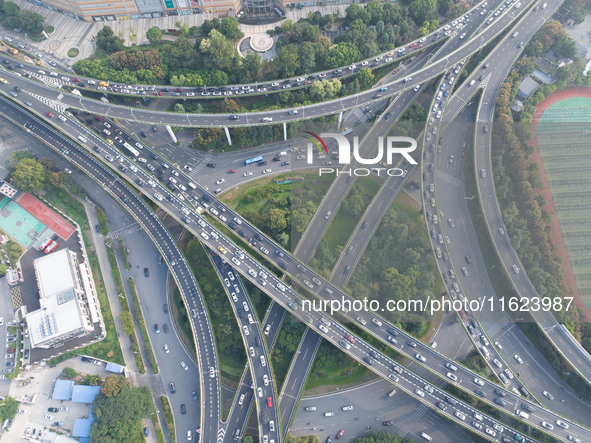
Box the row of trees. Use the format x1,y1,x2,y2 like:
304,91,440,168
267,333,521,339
493,24,591,355
0,1,44,35
76,0,465,88
6,152,72,194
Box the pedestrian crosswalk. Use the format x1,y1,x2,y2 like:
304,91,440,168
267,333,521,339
397,404,430,437
437,170,462,187
110,223,143,238
25,91,67,114
189,155,214,177
30,73,66,90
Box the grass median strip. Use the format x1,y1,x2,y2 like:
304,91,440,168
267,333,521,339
160,396,175,443
104,236,146,374
129,277,159,374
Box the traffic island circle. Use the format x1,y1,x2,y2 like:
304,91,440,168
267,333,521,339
249,33,274,52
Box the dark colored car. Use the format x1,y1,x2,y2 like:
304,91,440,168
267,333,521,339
169,383,176,393
95,224,101,233
192,390,198,401
163,304,168,313
382,421,393,426
162,324,168,333
180,404,186,415
48,408,59,412
143,427,149,437
144,268,149,277
207,163,216,168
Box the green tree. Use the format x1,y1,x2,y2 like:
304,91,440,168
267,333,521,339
200,29,235,72
298,41,316,74
325,42,361,68
173,103,186,113
81,374,103,386
382,3,402,25
101,375,131,398
0,397,17,420
91,384,154,441
61,367,78,379
96,26,124,54
0,263,6,276
242,53,261,82
274,45,299,77
19,11,44,34
120,311,135,335
11,158,45,193
146,27,162,44
408,0,437,25
263,208,287,232
220,16,244,40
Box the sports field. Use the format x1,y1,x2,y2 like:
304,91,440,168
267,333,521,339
0,197,47,248
535,96,591,309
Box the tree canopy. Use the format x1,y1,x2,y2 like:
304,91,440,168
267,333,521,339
91,376,153,442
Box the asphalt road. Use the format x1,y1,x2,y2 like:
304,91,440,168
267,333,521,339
0,0,534,128
0,98,221,443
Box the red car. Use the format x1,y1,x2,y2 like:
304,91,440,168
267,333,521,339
94,115,102,121
461,150,466,157
345,334,355,344
336,430,344,439
46,112,54,118
266,397,272,408
72,77,81,82
6,348,15,353
154,92,162,96
174,88,183,92
228,169,236,173
409,42,417,48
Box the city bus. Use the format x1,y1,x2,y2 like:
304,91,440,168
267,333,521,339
245,155,263,165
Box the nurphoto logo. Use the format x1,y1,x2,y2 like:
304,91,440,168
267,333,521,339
304,131,417,176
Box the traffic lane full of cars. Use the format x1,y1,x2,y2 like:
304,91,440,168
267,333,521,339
422,76,525,393
209,256,280,443
10,0,507,104
198,241,533,443
30,106,580,440
68,109,590,439
0,100,219,443
10,18,452,100
1,0,537,130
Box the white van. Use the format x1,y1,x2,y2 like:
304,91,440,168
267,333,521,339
188,182,197,190
324,412,334,417
262,117,273,122
420,432,432,441
77,135,87,143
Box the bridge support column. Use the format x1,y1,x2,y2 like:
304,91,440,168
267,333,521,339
224,127,232,146
283,122,287,141
165,125,177,144
337,111,343,130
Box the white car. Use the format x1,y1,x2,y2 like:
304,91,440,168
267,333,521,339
181,361,188,371
415,389,425,397
342,405,354,411
242,325,249,336
257,387,263,398
43,414,53,420
415,353,426,362
244,171,253,177
455,411,466,420
473,377,484,386
262,168,272,174
163,344,169,353
447,372,458,381
263,374,270,386
264,325,271,335
231,292,238,303
216,178,225,185
514,354,523,364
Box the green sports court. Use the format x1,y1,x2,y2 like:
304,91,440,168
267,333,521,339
0,197,47,248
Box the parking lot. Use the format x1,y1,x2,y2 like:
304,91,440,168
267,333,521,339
6,357,114,441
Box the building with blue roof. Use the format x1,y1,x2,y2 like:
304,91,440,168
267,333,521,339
51,380,74,400
71,385,101,403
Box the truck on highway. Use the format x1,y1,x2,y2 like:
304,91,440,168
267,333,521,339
99,81,110,87
514,409,529,419
276,151,287,157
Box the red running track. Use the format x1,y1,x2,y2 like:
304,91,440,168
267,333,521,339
16,193,75,240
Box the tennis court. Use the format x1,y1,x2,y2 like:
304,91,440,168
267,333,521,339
0,197,47,248
16,193,75,240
